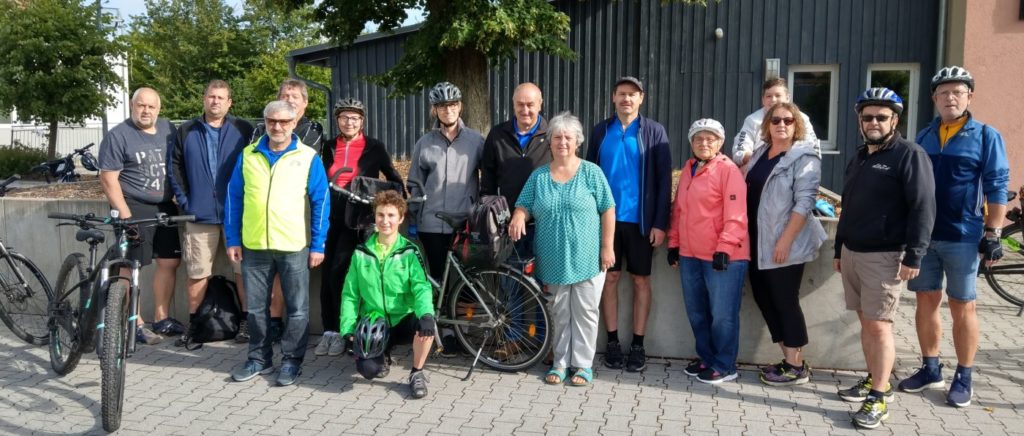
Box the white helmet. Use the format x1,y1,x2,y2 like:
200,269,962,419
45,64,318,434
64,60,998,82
687,118,726,142
931,66,974,92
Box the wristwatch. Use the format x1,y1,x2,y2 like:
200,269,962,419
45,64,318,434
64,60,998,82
984,226,1002,238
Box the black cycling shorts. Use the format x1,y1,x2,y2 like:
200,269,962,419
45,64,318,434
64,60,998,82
123,200,183,266
608,222,654,276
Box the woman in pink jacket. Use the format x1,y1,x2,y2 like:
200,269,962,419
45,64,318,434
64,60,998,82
667,118,750,384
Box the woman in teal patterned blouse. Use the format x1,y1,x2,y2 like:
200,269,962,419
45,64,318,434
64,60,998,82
509,112,616,387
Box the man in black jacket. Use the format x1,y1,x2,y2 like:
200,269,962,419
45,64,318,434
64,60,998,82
833,88,936,430
252,79,324,155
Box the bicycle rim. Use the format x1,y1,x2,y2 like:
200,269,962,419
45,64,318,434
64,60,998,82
49,254,88,375
450,268,551,371
101,282,128,432
985,224,1024,306
0,252,54,345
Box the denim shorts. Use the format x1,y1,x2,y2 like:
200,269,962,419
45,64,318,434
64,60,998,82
907,240,980,302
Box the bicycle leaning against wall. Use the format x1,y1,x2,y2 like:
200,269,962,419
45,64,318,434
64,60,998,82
980,187,1024,316
0,188,53,345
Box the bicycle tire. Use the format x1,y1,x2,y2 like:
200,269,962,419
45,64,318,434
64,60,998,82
450,267,551,372
100,281,128,432
49,254,89,375
984,224,1024,306
0,251,54,345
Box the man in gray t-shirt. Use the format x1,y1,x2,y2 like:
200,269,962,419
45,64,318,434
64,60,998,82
97,87,183,345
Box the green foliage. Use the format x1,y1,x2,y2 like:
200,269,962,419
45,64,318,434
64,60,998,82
0,0,127,157
0,145,48,179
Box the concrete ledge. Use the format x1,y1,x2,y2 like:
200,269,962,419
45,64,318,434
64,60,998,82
1,197,861,369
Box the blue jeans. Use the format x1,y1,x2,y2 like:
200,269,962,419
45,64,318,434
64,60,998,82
242,248,310,367
678,256,748,374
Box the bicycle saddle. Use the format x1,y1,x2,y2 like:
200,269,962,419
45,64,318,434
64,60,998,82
76,229,105,244
435,212,468,230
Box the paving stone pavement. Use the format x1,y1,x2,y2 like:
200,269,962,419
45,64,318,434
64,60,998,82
1,280,1022,435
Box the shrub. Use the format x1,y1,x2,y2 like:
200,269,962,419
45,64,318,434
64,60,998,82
0,144,48,179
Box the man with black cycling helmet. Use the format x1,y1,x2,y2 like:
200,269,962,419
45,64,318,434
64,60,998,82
316,97,403,358
901,66,1010,408
833,87,935,429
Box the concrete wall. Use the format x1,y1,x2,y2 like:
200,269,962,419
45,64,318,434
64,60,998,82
0,197,864,369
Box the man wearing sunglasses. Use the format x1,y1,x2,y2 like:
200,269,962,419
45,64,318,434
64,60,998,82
834,87,935,430
901,66,1010,408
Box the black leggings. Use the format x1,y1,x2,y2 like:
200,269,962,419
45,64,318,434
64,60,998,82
749,254,809,348
320,217,360,332
418,232,455,282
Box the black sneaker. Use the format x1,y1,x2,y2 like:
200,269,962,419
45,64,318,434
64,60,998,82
696,367,739,384
684,359,707,376
626,344,647,372
838,376,895,402
604,341,624,369
377,355,392,378
235,320,250,343
409,371,429,399
851,396,888,429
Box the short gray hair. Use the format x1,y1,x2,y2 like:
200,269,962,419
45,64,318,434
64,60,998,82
263,100,296,119
546,111,585,147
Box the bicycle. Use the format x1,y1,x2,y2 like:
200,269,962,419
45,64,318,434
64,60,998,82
0,174,19,197
980,188,1024,316
47,210,193,432
0,219,53,345
32,143,99,184
331,171,552,379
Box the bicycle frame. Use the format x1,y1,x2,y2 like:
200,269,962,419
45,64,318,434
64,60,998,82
0,240,34,298
430,251,501,330
94,225,143,357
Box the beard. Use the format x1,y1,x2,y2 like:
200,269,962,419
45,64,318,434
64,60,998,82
862,128,893,145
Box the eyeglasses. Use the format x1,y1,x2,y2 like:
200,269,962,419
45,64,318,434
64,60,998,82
770,117,795,126
936,90,970,99
338,115,363,124
265,118,294,126
860,114,892,123
435,101,460,111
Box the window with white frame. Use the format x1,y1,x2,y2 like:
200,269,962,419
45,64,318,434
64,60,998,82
867,63,919,139
788,65,839,151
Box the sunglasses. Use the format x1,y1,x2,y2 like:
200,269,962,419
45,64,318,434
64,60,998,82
770,117,795,126
860,114,892,123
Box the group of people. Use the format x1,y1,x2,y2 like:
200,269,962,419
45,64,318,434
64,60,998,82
93,64,1008,425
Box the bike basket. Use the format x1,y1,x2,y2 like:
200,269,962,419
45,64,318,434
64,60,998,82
343,176,405,230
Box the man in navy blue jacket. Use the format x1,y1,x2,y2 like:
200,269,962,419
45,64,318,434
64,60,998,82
170,80,254,346
586,76,672,373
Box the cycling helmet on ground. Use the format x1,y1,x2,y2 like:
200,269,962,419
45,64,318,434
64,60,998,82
931,66,974,92
855,87,904,115
687,118,726,142
333,98,365,117
428,82,462,105
354,314,389,359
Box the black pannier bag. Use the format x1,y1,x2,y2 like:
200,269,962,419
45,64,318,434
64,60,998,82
454,195,514,268
344,176,405,230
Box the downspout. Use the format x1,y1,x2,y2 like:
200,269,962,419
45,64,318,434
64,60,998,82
936,0,947,70
288,56,334,136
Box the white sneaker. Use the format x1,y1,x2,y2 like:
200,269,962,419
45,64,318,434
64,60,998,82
314,333,335,356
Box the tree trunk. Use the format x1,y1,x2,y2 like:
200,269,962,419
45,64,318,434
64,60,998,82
47,119,58,159
445,47,491,135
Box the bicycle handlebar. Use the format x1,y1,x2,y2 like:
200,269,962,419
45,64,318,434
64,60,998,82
75,143,95,154
49,212,195,228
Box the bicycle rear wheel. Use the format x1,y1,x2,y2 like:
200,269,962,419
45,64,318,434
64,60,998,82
49,254,88,375
984,224,1024,306
0,252,54,345
450,267,551,371
100,281,128,432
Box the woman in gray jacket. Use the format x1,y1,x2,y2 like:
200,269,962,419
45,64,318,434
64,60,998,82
742,102,827,387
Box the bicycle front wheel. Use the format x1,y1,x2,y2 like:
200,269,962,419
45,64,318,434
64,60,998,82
450,267,551,372
0,252,54,345
49,254,88,375
984,224,1024,306
100,281,129,432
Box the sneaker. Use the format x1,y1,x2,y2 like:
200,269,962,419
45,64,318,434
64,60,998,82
760,361,811,386
603,341,624,369
851,396,889,429
152,318,186,336
684,359,707,376
946,371,973,408
898,364,945,393
696,367,738,385
235,320,250,343
838,376,895,402
327,334,345,356
314,334,334,356
760,359,786,375
626,344,647,372
409,371,429,399
377,355,392,378
276,363,302,386
136,326,163,345
438,334,460,358
231,360,273,382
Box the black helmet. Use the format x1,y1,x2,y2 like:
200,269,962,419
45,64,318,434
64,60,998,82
354,314,389,359
428,82,462,105
855,87,904,115
334,98,365,117
931,66,974,92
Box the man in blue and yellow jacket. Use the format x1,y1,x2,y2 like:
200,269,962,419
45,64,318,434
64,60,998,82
224,100,330,387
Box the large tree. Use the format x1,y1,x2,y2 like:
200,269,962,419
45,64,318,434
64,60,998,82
269,0,707,132
0,0,126,158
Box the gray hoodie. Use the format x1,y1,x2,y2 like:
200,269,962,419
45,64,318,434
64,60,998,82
407,119,485,233
742,138,827,269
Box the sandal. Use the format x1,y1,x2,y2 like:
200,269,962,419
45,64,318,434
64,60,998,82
570,367,593,386
545,367,566,385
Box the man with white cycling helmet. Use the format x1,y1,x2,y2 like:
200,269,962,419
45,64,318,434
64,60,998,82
834,87,935,429
901,66,1010,408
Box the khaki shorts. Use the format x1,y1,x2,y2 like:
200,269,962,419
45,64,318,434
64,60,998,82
840,246,905,322
182,222,240,279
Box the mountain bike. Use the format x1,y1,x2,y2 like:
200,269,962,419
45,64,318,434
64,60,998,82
0,229,53,345
32,143,99,184
0,174,19,197
47,210,194,432
980,188,1024,316
331,171,551,378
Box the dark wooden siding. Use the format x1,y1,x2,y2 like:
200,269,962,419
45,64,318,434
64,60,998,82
305,0,939,189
